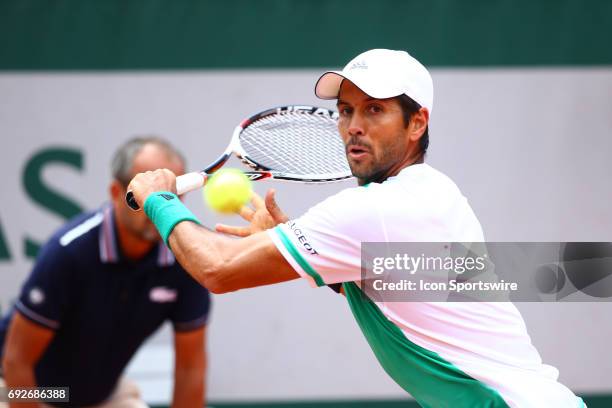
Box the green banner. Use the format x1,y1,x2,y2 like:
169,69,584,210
0,0,611,69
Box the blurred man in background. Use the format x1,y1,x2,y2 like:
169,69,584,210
0,137,210,408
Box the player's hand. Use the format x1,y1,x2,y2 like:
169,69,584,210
127,169,178,209
215,189,288,237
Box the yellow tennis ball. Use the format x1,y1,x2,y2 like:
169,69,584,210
204,168,252,214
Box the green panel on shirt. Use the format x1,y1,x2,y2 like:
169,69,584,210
343,282,509,408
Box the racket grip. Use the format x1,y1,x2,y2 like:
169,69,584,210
176,172,207,195
125,172,207,211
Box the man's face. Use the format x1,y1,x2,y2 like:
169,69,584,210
336,80,415,185
110,143,185,243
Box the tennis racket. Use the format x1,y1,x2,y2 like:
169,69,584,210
126,105,352,210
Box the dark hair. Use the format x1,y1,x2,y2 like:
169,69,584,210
111,136,186,186
396,94,429,154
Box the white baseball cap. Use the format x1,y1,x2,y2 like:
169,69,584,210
315,49,434,115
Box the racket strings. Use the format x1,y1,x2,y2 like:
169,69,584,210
239,112,350,176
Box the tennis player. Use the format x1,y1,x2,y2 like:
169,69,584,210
1,137,210,408
128,49,583,407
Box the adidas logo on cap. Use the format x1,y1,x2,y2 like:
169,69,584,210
349,60,368,70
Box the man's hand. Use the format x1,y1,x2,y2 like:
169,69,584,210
127,169,177,209
216,189,288,237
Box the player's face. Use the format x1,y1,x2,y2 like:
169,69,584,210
111,144,185,243
336,80,423,185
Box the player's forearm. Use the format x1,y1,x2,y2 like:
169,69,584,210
168,221,239,293
168,221,298,293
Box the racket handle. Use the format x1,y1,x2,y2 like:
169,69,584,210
176,172,207,195
125,172,207,211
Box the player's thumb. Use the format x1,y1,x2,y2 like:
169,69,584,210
266,189,289,224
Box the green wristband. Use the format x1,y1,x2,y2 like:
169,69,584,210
143,192,201,248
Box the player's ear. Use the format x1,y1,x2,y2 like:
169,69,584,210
109,180,123,201
409,108,429,142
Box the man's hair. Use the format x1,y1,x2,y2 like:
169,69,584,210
111,136,186,186
397,94,429,154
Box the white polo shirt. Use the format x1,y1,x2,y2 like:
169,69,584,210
268,163,582,408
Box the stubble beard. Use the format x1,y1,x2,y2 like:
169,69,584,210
348,137,407,185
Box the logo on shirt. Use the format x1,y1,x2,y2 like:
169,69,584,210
149,287,178,303
287,221,318,255
29,287,45,305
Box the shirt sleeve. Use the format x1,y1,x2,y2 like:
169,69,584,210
15,238,74,330
171,269,212,332
268,187,383,287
